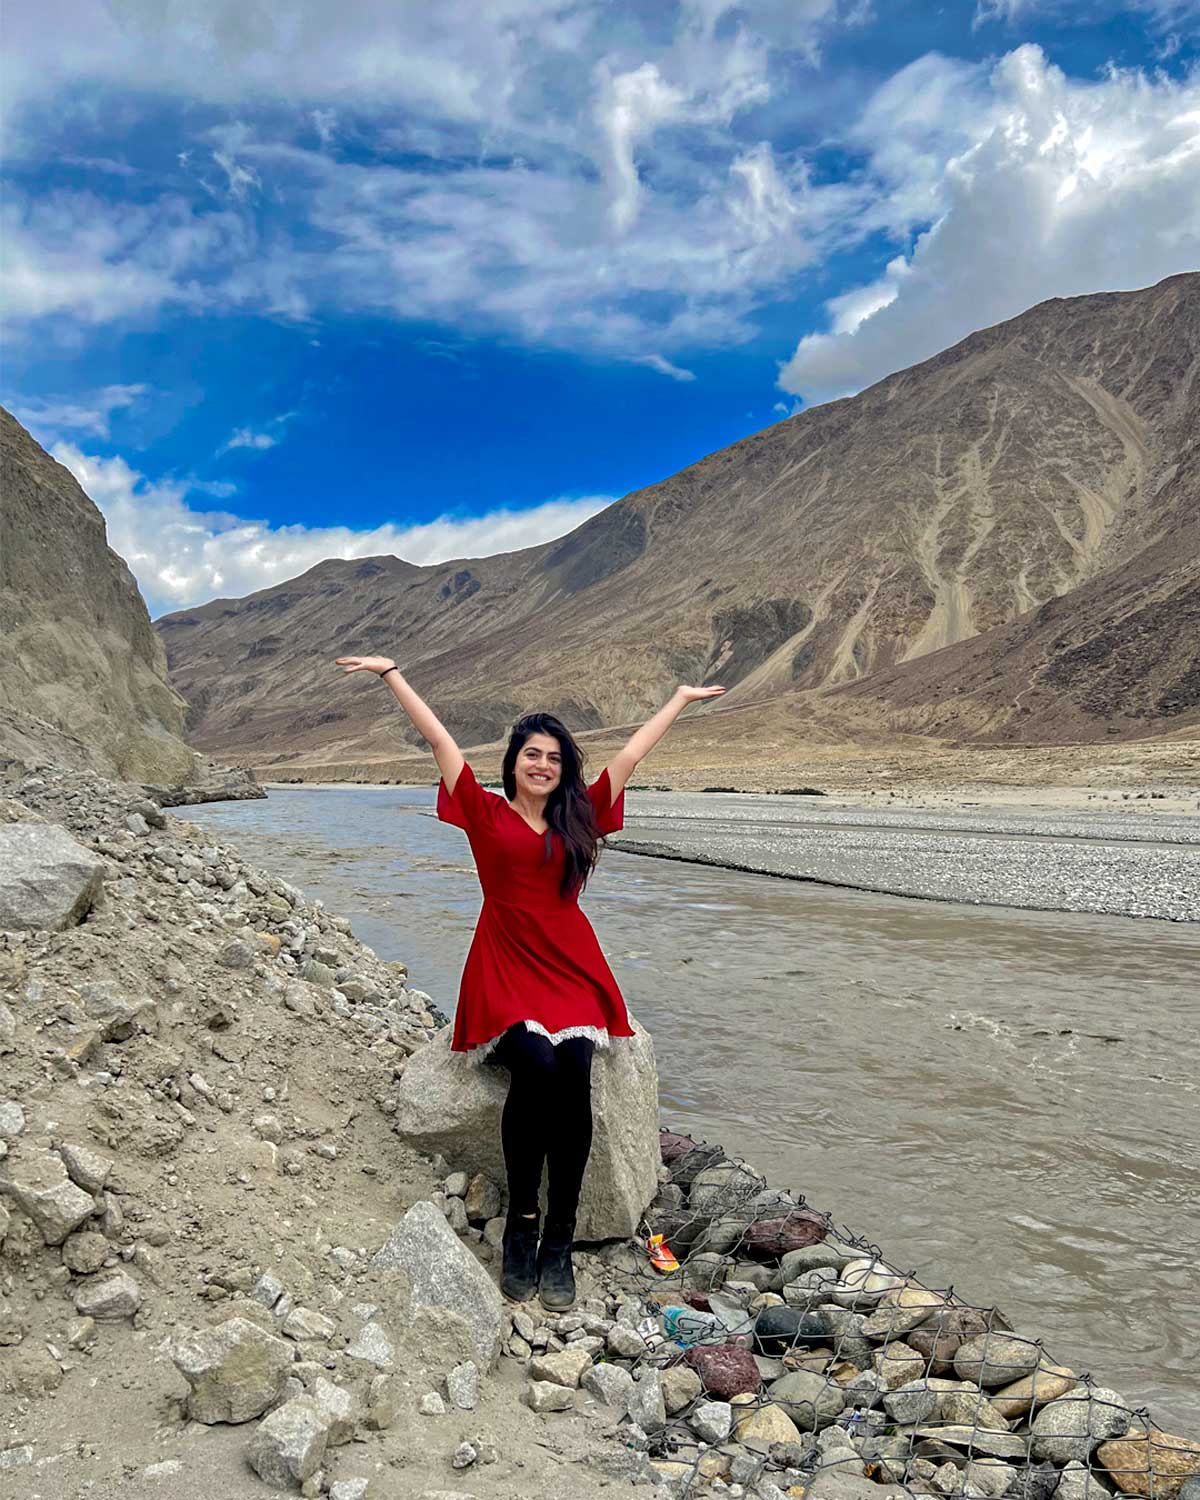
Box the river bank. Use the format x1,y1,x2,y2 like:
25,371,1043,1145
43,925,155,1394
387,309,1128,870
261,781,1200,920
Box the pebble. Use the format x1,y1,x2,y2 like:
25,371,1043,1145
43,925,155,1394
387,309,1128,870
451,1441,477,1469
691,1400,734,1444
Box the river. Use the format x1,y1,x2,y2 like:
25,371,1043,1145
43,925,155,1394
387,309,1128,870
181,784,1200,1431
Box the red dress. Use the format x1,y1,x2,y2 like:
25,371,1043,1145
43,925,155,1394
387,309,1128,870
437,762,635,1055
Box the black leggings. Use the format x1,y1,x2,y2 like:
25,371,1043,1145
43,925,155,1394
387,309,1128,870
489,1025,595,1228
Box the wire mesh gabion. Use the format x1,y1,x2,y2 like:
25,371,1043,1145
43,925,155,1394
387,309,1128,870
569,1127,1192,1500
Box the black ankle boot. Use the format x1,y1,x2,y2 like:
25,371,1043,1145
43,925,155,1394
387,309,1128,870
500,1212,540,1302
536,1220,577,1310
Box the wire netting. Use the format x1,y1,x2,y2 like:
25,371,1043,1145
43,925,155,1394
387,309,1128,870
577,1127,1186,1500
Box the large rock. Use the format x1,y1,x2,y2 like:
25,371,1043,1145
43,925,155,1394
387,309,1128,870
907,1305,992,1375
883,1377,969,1426
862,1286,947,1338
628,1369,667,1434
991,1361,1079,1420
1031,1388,1134,1465
529,1346,593,1389
72,1270,141,1320
172,1316,295,1424
0,824,105,932
768,1368,845,1431
59,1143,113,1194
688,1160,765,1218
247,1397,329,1486
582,1362,635,1409
802,1473,908,1500
731,1394,803,1446
742,1212,827,1258
913,1426,1030,1460
954,1331,1043,1388
0,1152,95,1245
391,1017,659,1240
683,1341,762,1399
372,1200,503,1368
1097,1431,1200,1500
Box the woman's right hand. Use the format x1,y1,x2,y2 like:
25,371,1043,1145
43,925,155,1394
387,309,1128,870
335,655,396,676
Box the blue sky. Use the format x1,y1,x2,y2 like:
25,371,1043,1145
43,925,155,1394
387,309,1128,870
2,0,1198,616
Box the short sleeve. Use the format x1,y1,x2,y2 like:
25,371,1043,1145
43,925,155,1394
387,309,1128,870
587,767,624,836
437,761,494,834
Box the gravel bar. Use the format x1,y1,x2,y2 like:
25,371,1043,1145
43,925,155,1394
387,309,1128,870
608,793,1200,921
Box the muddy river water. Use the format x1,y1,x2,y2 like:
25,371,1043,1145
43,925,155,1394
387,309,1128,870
182,785,1200,1430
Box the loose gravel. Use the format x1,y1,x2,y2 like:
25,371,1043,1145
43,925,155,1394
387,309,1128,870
610,794,1200,922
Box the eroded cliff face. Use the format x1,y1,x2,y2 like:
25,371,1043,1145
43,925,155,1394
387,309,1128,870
157,274,1200,767
0,408,196,783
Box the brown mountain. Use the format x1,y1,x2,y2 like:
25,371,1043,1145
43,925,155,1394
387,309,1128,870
157,273,1200,769
0,408,196,782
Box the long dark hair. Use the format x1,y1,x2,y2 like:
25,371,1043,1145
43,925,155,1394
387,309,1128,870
502,712,602,899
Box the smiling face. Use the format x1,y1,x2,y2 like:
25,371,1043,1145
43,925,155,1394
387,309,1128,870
515,731,562,798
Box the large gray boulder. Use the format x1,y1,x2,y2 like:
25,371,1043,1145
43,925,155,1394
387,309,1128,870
247,1396,329,1486
391,1016,659,1241
1031,1387,1134,1465
0,824,105,932
373,1200,503,1369
769,1368,846,1431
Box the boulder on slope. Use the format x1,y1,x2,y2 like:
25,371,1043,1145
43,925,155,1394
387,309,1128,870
0,824,105,932
391,1015,660,1241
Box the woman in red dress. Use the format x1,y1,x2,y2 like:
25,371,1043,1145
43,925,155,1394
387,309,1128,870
336,653,724,1307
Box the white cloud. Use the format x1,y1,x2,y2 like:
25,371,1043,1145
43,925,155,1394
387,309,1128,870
974,0,1200,29
2,2,1194,395
596,63,690,233
10,383,147,440
221,428,277,453
218,412,296,455
213,149,261,200
52,442,614,617
0,1,846,360
628,353,697,381
779,45,1200,402
0,188,249,325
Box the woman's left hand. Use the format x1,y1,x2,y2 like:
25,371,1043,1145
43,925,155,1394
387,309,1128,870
676,684,726,704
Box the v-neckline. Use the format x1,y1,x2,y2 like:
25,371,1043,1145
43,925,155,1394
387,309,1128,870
504,800,550,838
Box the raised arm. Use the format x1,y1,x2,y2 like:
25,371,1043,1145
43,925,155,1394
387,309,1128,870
335,655,465,792
604,684,725,798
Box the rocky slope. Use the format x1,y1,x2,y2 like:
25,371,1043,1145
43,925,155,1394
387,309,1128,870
0,762,650,1499
0,408,196,784
156,274,1200,767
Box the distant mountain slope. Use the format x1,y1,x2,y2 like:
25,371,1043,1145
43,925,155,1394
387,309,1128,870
156,273,1199,764
0,409,196,781
832,462,1200,744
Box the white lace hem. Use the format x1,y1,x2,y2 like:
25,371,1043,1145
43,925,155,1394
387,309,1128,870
473,1020,613,1063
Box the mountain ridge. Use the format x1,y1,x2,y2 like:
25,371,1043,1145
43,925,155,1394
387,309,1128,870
150,270,1199,764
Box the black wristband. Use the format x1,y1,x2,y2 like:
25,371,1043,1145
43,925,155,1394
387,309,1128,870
379,666,399,681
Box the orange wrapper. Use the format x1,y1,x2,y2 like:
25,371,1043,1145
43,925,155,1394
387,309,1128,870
646,1233,680,1273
